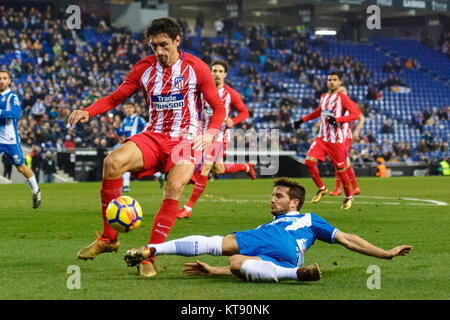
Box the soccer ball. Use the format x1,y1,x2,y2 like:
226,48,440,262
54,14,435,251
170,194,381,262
106,196,143,232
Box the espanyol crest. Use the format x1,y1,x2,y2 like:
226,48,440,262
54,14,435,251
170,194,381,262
174,76,185,89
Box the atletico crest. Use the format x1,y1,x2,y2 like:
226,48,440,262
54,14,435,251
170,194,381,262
174,76,185,90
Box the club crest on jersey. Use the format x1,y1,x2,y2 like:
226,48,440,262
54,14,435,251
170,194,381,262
174,76,185,89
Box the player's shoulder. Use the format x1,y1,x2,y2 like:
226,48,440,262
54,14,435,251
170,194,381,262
133,55,157,70
181,51,209,70
224,83,237,95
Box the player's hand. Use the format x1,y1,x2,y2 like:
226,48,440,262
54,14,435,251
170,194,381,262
386,245,413,259
68,109,90,127
294,119,304,130
182,260,213,276
352,129,361,142
193,132,214,151
225,117,234,128
327,116,337,126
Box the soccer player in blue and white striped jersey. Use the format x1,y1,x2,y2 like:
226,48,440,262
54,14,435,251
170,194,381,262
0,70,41,208
117,102,146,192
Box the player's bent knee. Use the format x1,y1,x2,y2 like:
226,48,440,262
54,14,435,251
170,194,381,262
305,159,316,169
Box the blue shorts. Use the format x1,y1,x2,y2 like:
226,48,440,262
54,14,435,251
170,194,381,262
0,143,25,166
235,227,301,268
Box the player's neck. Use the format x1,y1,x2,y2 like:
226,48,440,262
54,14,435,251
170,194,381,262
328,88,339,95
1,87,11,95
215,82,224,90
163,50,181,68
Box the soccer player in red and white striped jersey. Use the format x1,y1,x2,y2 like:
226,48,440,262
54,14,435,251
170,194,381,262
178,59,253,219
68,18,226,276
294,72,361,209
329,85,365,197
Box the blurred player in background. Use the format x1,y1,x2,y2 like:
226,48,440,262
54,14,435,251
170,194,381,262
294,72,361,210
69,18,226,277
329,85,365,196
124,178,412,283
178,59,253,219
117,102,146,192
0,70,41,208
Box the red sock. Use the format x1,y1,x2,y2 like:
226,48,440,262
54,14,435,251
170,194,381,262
346,165,358,189
223,163,248,174
334,167,341,189
100,178,122,241
305,160,324,189
186,174,208,208
148,199,179,245
337,170,352,198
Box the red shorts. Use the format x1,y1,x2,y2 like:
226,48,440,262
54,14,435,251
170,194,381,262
125,131,202,180
189,138,229,183
307,138,347,168
204,140,225,164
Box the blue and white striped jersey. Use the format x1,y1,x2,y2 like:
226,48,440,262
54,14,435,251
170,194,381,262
119,114,146,138
0,88,21,145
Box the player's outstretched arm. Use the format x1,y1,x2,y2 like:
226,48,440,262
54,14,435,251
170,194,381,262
334,230,413,259
183,260,232,276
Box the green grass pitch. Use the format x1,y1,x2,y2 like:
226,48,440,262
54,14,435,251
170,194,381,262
0,176,449,300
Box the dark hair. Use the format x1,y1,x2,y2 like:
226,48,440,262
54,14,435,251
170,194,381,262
211,59,229,73
0,70,12,80
328,71,342,80
124,101,135,107
273,177,306,211
144,17,181,41
328,72,342,80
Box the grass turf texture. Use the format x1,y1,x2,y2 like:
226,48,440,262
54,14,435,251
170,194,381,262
0,176,449,300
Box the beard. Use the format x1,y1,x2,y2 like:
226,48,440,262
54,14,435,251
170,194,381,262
157,55,169,67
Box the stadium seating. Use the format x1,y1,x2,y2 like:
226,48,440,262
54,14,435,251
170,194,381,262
1,4,448,170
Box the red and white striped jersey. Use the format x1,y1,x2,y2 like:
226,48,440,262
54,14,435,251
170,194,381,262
84,51,226,138
202,84,249,142
301,92,360,144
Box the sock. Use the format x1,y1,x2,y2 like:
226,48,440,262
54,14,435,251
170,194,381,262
305,160,324,189
223,163,248,174
27,175,39,194
346,165,358,189
100,178,122,241
185,174,209,208
148,199,179,246
334,167,341,189
337,170,352,198
148,235,223,257
122,172,131,188
240,260,300,283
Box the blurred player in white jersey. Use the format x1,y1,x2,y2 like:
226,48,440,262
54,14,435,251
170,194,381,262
124,178,412,283
118,102,146,192
0,70,41,208
178,59,254,219
329,85,365,196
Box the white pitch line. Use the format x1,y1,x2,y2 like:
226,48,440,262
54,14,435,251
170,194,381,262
196,199,446,206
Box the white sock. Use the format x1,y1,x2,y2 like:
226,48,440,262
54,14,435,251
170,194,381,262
122,172,131,187
148,235,223,257
27,175,39,194
240,260,299,283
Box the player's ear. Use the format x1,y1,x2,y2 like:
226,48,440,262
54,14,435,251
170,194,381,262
291,198,300,211
174,35,181,46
